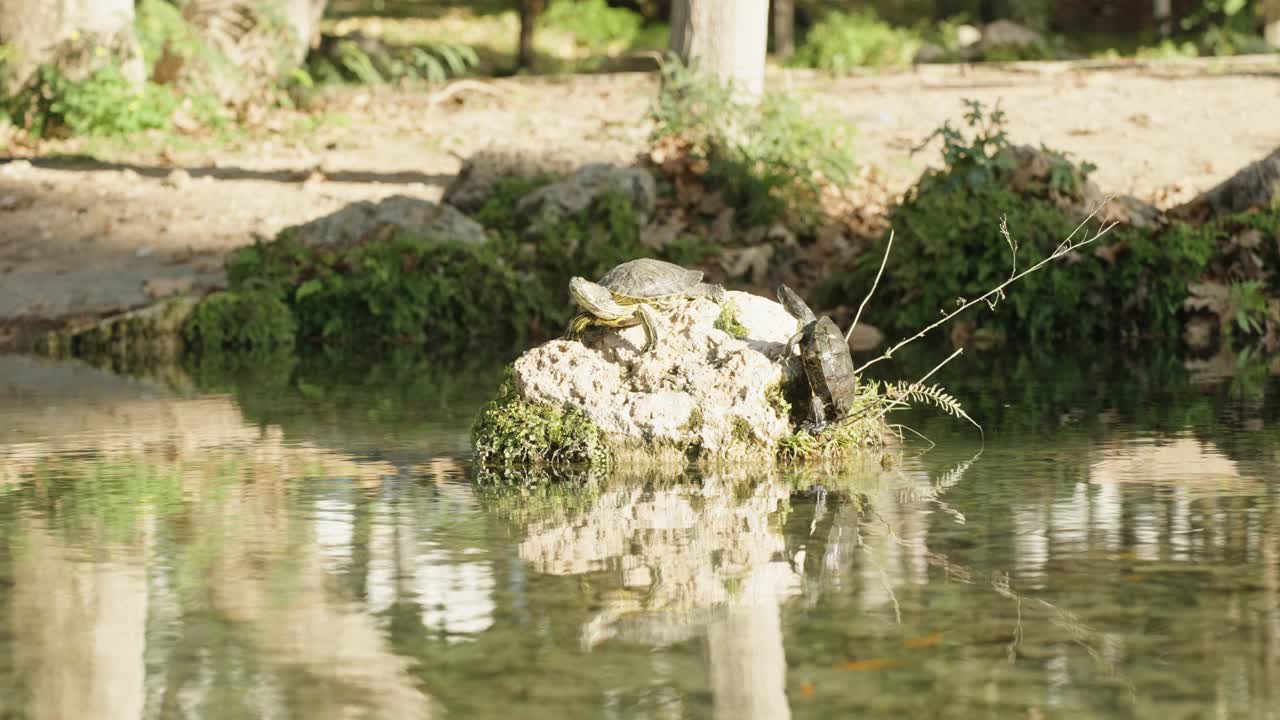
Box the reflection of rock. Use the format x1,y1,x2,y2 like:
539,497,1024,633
509,291,797,460
514,473,799,647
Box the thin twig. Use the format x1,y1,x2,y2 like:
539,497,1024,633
846,229,894,343
856,199,1118,376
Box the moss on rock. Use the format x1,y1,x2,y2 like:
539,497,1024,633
472,378,611,467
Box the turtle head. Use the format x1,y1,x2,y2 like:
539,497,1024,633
570,277,629,321
776,284,818,325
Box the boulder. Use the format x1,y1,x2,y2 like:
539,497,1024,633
286,195,487,248
477,291,812,466
515,164,657,238
977,20,1047,57
442,148,587,213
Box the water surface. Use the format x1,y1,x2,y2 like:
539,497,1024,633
1,351,1277,719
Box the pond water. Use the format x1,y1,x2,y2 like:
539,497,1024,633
1,350,1278,719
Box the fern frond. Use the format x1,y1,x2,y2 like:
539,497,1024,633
883,381,981,431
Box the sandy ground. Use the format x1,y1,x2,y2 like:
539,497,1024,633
2,59,1279,348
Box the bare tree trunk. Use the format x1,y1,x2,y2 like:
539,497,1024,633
668,0,770,100
0,0,143,89
1154,0,1172,39
1265,0,1280,48
772,0,795,58
280,0,328,65
517,0,544,71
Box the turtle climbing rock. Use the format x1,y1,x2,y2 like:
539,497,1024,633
566,258,726,352
778,284,859,433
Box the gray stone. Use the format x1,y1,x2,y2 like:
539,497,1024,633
287,195,488,248
515,164,657,237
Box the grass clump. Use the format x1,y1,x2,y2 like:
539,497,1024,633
4,63,176,138
791,10,922,71
650,59,856,231
472,377,610,467
182,289,297,352
714,300,749,338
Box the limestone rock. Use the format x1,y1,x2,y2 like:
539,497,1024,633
509,291,798,461
515,164,657,237
286,195,487,248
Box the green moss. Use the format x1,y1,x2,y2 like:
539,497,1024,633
730,416,755,443
182,290,297,352
764,380,792,420
472,378,611,467
714,301,749,339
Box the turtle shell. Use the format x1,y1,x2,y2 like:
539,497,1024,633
801,317,859,419
598,258,703,300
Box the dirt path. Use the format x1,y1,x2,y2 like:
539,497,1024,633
2,60,1279,348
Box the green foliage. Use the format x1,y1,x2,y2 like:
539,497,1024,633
650,59,857,229
824,101,1214,345
776,383,892,461
207,182,662,353
308,38,478,85
182,290,298,352
540,0,644,52
471,175,556,232
1227,280,1270,337
791,10,922,71
714,300,749,339
5,63,176,138
472,378,610,467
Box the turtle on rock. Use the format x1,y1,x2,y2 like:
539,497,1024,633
565,258,726,352
777,284,859,434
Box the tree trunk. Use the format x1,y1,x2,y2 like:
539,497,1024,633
280,0,328,65
0,0,143,89
517,0,544,71
669,0,770,100
771,0,795,58
1265,0,1280,49
1153,0,1172,39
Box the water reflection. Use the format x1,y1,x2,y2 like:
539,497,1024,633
1,354,1279,719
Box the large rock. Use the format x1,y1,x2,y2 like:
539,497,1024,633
509,291,797,462
442,149,585,213
285,195,487,248
977,20,1047,57
515,164,657,237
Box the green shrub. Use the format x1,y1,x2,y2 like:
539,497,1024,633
540,0,644,52
824,101,1214,345
183,290,297,352
5,63,176,138
207,185,660,353
791,10,922,71
650,59,857,230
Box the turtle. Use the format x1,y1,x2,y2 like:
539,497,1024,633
565,258,726,352
777,284,859,434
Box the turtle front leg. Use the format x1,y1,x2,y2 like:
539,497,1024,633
565,313,594,342
636,304,659,352
807,395,827,435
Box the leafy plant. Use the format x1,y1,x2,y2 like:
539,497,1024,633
308,37,478,86
4,63,177,138
714,301,749,338
791,10,923,71
650,58,857,230
540,0,644,52
1228,280,1270,337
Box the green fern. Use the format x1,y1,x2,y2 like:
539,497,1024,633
883,380,981,431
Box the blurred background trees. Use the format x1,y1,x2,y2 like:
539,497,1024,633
0,0,1278,141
